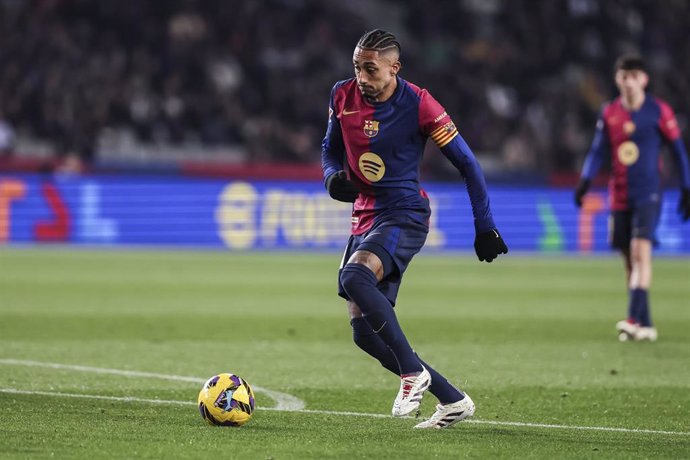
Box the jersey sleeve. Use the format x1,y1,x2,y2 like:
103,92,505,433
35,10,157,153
418,90,458,148
440,135,496,233
321,83,346,183
580,109,610,181
670,138,690,189
657,99,681,142
418,90,495,232
657,99,690,189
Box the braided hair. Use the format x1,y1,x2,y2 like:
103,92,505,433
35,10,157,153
356,29,401,55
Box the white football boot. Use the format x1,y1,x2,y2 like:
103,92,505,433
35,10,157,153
414,393,476,429
392,367,431,417
616,319,639,342
633,326,658,342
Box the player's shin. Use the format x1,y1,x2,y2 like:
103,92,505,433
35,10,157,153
349,320,465,405
340,263,423,375
351,317,400,374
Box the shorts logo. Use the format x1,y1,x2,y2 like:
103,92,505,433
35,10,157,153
617,141,639,166
363,120,380,137
358,152,386,182
623,121,636,135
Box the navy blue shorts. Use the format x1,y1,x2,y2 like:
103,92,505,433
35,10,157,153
337,210,429,306
609,199,661,249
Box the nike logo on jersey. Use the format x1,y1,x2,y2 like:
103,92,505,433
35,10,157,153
342,109,360,115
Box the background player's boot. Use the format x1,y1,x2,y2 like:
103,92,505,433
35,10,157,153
634,326,658,342
616,319,639,342
413,393,476,429
392,367,431,417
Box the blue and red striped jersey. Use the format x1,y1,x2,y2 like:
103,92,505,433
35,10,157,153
322,77,494,235
581,96,690,210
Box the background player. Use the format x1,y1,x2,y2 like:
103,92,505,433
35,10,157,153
321,29,508,429
575,54,690,342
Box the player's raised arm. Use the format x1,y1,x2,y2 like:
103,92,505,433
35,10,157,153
418,90,507,262
657,100,690,221
321,83,359,203
439,132,508,262
575,109,610,207
438,133,494,232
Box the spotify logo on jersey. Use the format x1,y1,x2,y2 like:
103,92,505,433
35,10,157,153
617,141,640,166
359,152,386,182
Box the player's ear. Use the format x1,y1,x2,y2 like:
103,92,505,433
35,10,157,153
391,60,401,76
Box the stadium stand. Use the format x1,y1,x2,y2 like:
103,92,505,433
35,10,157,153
1,0,688,181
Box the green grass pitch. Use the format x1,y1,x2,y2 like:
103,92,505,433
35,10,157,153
1,247,688,459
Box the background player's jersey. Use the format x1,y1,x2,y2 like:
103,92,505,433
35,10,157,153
581,96,690,210
321,77,463,234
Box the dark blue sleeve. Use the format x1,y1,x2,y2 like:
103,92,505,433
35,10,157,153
581,115,609,181
321,85,346,185
440,134,496,233
669,138,690,189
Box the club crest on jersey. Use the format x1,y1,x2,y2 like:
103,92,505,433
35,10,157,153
358,151,385,182
363,120,380,137
617,141,639,166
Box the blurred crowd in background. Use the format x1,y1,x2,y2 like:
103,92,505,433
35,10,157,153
0,0,689,179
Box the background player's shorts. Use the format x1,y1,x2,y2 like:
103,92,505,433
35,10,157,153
337,210,429,306
609,199,661,249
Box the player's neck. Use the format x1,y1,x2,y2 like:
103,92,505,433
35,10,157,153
621,92,645,111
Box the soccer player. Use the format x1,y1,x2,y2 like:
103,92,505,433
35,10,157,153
575,54,690,342
321,29,508,429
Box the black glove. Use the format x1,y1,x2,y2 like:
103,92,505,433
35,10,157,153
474,228,508,263
679,188,690,222
325,171,359,203
574,179,591,208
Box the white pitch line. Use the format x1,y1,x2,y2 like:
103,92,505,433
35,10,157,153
465,419,690,436
1,388,688,437
0,359,203,382
0,359,304,411
0,388,195,407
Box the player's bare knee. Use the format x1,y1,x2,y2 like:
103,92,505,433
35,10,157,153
630,238,651,263
348,302,363,319
347,250,384,280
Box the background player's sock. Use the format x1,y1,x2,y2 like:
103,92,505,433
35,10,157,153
340,263,423,375
632,288,652,326
350,317,465,404
628,287,649,325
